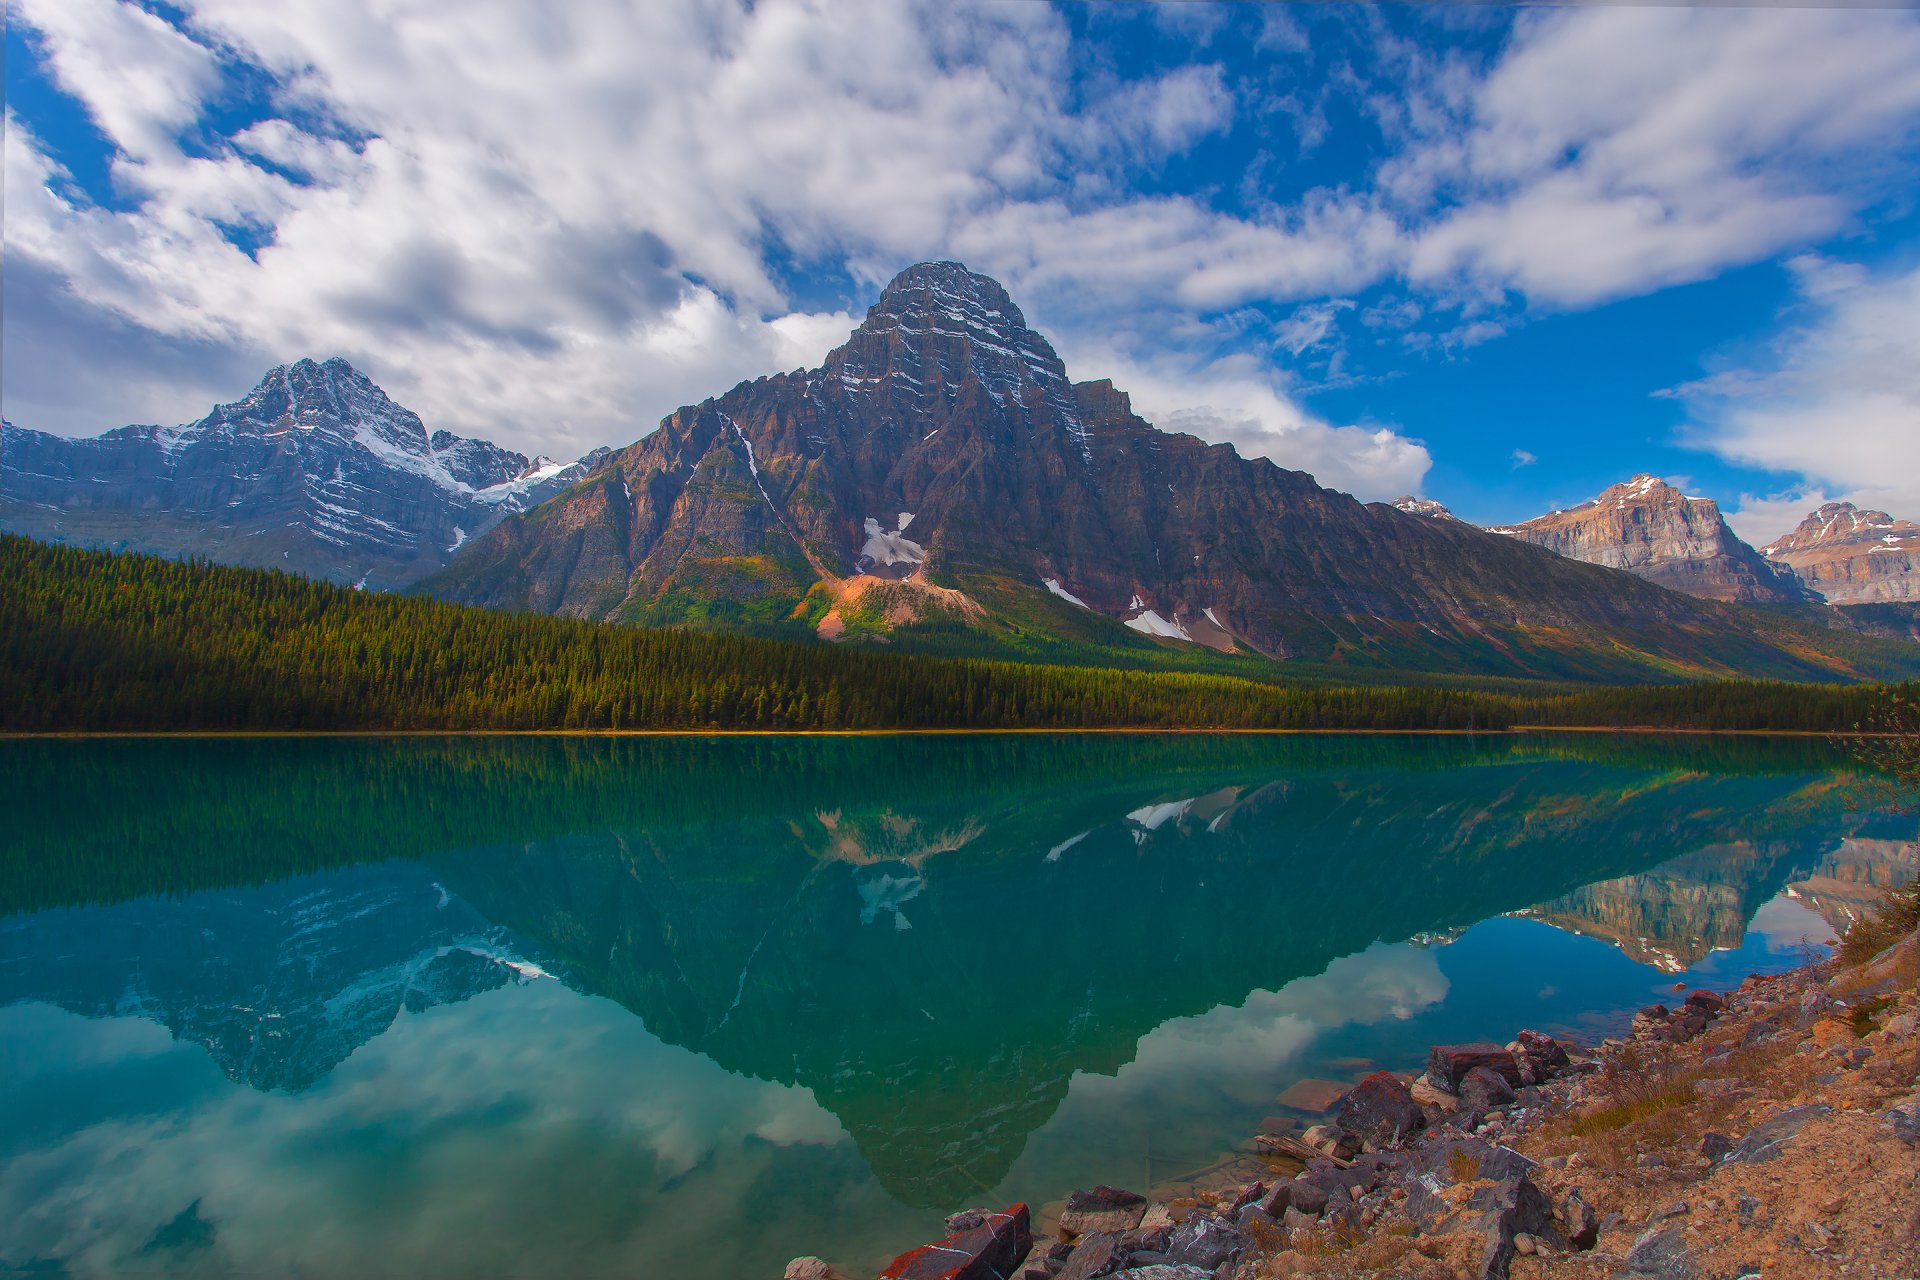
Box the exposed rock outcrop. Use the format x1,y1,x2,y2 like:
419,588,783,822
1490,475,1810,606
1762,501,1920,604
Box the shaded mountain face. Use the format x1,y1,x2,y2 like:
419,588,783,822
0,358,604,589
1489,474,1811,606
1762,501,1920,605
426,263,1894,681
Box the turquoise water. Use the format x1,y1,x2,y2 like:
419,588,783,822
0,734,1911,1277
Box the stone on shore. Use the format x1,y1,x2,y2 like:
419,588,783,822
1335,1070,1427,1150
1053,1230,1127,1280
1301,1123,1361,1160
878,1204,1032,1280
1506,1029,1571,1084
1427,1043,1523,1092
1164,1214,1248,1271
783,1258,834,1280
1059,1186,1148,1237
1459,1064,1518,1116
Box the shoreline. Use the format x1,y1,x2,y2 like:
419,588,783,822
826,934,1919,1280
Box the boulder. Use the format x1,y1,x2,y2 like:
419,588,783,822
1506,1030,1571,1085
1285,1181,1330,1217
1557,1188,1598,1251
1683,990,1726,1016
1301,1123,1362,1160
784,1259,835,1280
1459,1065,1518,1115
1427,1043,1523,1092
1107,1267,1215,1280
1059,1186,1148,1237
1234,1205,1285,1252
1698,1132,1732,1163
1410,1074,1461,1110
1335,1071,1427,1150
879,1204,1033,1280
1723,1105,1832,1165
1164,1214,1248,1271
1222,1182,1264,1214
1054,1232,1127,1280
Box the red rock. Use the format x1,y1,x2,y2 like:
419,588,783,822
878,1204,1032,1280
1426,1043,1522,1092
1335,1070,1426,1149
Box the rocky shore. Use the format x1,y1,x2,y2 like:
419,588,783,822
788,931,1917,1280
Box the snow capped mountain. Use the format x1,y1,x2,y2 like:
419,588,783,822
1490,474,1811,606
0,358,605,589
1761,501,1920,604
424,262,1899,681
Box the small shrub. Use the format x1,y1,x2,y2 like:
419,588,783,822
1446,1148,1482,1183
1838,880,1920,968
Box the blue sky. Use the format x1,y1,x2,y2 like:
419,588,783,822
5,1,1920,539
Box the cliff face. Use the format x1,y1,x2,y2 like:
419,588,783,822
1762,502,1920,605
0,359,601,589
426,264,1901,681
1491,475,1811,606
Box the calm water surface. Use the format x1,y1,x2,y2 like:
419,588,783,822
1,734,1913,1277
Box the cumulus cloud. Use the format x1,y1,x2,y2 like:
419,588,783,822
1401,8,1920,307
1510,449,1536,469
5,0,1919,504
1060,340,1432,501
1676,256,1920,542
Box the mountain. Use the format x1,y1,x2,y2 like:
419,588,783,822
0,358,604,589
1488,474,1811,606
424,262,1902,682
1390,495,1462,522
1761,501,1920,605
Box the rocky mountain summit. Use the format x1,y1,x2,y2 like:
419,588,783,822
1490,475,1811,606
1390,495,1461,522
1762,501,1920,605
427,263,1884,681
0,358,602,588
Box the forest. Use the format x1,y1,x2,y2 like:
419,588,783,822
3,534,1912,734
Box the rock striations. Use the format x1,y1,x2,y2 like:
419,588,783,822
1762,501,1920,605
426,262,1888,682
1490,475,1811,606
0,358,603,589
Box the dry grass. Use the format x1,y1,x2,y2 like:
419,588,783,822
1446,1147,1482,1183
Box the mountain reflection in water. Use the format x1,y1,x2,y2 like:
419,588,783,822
1,734,1912,1278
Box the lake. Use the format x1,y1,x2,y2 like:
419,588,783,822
1,734,1913,1277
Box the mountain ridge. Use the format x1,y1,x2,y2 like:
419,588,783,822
424,262,1910,683
0,357,603,589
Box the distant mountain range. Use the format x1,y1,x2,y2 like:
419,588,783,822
1,358,604,589
4,264,1917,678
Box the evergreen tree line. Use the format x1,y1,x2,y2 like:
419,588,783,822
2,535,1911,734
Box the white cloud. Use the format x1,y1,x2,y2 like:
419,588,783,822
1677,256,1920,542
1060,340,1432,501
1510,449,1536,469
1403,8,1920,306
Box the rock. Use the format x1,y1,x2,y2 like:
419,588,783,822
1881,1012,1916,1039
1558,1188,1598,1251
1014,1240,1070,1280
1054,1231,1128,1280
1059,1187,1148,1237
1699,1132,1732,1162
1285,1181,1329,1217
1735,1194,1761,1228
1506,1030,1572,1085
1513,1233,1539,1256
1281,1206,1320,1232
1301,1123,1362,1161
1427,1044,1524,1092
1106,1267,1214,1280
1135,1203,1174,1235
1234,1205,1285,1252
1458,1065,1518,1116
1723,1104,1833,1165
878,1203,1033,1280
1164,1214,1247,1271
1222,1182,1263,1214
1335,1071,1427,1150
1624,1226,1697,1278
1683,990,1727,1016
1251,1180,1293,1218
785,1259,834,1280
1882,1095,1919,1146
946,1209,989,1234
1410,1075,1460,1110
